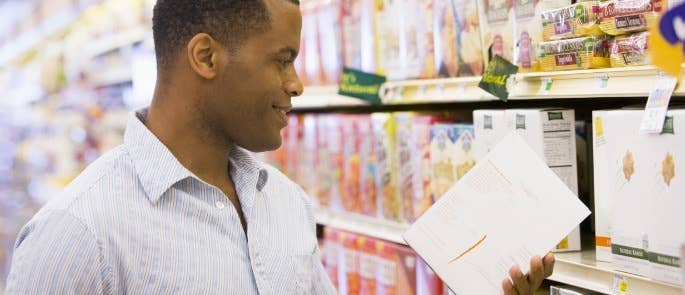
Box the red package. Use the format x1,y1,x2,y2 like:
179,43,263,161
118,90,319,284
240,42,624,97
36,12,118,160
376,241,418,295
299,115,319,198
416,256,444,295
340,231,361,295
328,115,344,212
342,116,362,213
324,228,341,289
358,236,378,295
358,115,377,217
284,115,301,181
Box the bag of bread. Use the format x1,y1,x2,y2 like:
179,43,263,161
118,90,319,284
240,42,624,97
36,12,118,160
541,2,603,41
610,31,651,67
599,0,663,36
539,36,611,71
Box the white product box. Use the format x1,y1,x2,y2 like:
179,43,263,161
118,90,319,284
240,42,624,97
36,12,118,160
505,109,581,252
592,111,615,262
473,110,507,160
647,110,685,285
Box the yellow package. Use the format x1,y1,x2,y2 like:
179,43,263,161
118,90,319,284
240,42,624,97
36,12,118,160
541,2,603,41
610,31,651,67
515,0,546,72
539,36,611,71
599,0,663,36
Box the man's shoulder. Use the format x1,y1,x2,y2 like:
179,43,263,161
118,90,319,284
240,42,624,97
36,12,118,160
260,162,311,202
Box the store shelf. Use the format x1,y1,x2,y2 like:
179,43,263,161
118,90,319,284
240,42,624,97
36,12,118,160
91,67,132,87
378,66,685,103
315,209,683,295
294,86,369,110
85,26,149,58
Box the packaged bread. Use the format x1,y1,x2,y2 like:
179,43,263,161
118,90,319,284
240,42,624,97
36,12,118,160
610,31,651,67
514,0,546,72
477,0,516,64
599,0,663,36
541,2,603,41
538,36,610,71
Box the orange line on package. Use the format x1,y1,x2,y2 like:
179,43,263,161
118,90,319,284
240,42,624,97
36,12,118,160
449,235,488,263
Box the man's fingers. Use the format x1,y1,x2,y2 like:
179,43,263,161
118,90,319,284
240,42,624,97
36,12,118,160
543,252,556,278
502,278,518,295
528,256,545,289
510,266,530,295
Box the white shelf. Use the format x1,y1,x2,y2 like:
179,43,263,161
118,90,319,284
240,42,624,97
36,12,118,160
294,86,370,110
378,66,685,103
85,26,149,58
315,209,683,295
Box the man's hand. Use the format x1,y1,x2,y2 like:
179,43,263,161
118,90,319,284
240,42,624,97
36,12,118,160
502,253,555,295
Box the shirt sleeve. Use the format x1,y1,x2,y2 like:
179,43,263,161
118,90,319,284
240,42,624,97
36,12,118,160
5,210,110,295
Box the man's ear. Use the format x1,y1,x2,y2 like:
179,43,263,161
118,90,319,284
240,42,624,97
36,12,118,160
187,33,220,79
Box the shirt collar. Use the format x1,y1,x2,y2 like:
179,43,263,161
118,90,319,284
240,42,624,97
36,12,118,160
124,108,269,207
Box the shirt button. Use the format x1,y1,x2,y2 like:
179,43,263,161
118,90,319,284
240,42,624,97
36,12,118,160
215,201,226,209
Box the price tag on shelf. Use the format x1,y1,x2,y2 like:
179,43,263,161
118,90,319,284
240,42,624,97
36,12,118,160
539,77,553,95
596,73,609,90
612,275,628,295
456,82,468,98
437,82,446,98
639,75,678,134
418,85,427,101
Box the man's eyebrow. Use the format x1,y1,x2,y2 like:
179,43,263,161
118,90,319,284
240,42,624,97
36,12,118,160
277,47,299,58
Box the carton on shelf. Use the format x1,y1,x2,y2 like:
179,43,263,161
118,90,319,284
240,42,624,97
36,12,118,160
300,115,318,200
433,0,460,77
592,110,613,262
375,0,404,80
429,124,477,201
284,115,301,182
358,236,378,294
340,231,361,294
416,257,444,295
505,109,581,252
477,0,516,64
324,115,344,211
396,113,415,223
373,113,402,222
455,0,486,76
324,228,341,289
376,241,418,295
342,116,362,214
359,115,378,217
473,110,507,160
316,115,332,207
318,0,344,84
303,5,324,85
342,0,378,72
406,0,437,79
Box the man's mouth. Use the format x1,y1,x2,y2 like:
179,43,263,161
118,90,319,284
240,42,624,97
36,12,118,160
272,104,292,125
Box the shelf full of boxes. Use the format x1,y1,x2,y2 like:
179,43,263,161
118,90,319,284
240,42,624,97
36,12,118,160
1,0,685,294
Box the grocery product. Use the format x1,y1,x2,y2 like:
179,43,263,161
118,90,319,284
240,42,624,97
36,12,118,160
541,2,603,41
342,0,378,72
316,116,332,207
395,113,415,223
477,0,516,63
373,113,402,222
505,109,581,252
358,115,378,217
303,5,324,85
341,231,361,294
375,0,406,80
538,36,610,71
456,0,487,76
318,0,344,84
599,0,663,36
473,110,508,160
514,0,546,72
376,241,418,295
592,111,614,262
433,0,460,77
416,257,444,295
324,228,341,289
284,115,301,182
342,116,362,213
358,236,378,295
300,115,318,199
406,0,437,79
609,32,651,67
429,124,477,200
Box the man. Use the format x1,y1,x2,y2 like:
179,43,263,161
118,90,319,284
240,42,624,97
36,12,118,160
6,0,554,294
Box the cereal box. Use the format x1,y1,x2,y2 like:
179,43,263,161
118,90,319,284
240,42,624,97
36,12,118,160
406,0,437,79
477,0,516,64
318,0,344,84
514,0,545,72
592,111,614,262
284,115,301,182
373,113,401,222
316,115,332,207
455,0,486,76
329,115,345,212
505,109,581,252
473,110,507,160
303,4,324,85
342,116,362,214
324,228,341,288
299,115,318,199
358,236,378,294
433,0,460,77
359,115,378,217
342,0,377,72
375,0,403,79
416,257,444,295
377,241,418,295
429,124,477,200
395,113,415,223
340,231,361,294
599,0,663,36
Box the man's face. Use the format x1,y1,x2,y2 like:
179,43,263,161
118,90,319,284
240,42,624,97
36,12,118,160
205,0,303,153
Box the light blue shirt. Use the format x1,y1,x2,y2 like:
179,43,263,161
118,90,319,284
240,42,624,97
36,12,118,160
5,109,335,294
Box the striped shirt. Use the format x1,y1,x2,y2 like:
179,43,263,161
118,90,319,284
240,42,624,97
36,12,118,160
5,109,335,294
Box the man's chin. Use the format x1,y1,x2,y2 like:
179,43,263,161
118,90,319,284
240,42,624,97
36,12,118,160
240,137,283,153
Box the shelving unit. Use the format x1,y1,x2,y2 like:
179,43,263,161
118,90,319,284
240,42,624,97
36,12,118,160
315,209,683,295
293,86,370,110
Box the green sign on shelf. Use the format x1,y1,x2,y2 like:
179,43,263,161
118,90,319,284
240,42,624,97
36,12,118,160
478,55,519,101
338,68,386,105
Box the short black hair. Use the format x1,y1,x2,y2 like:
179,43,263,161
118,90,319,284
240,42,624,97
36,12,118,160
152,0,299,70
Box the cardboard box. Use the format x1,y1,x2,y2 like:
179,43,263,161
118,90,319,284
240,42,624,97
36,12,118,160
342,0,378,72
303,5,324,85
477,0,516,64
373,113,401,221
284,115,301,182
375,0,404,79
340,231,361,294
416,257,444,295
592,111,613,262
300,115,319,199
647,110,685,284
429,124,477,200
396,113,415,223
505,109,581,252
456,0,486,76
473,110,508,160
359,115,378,217
316,115,332,207
358,236,378,294
324,228,341,289
406,0,437,79
318,0,344,84
376,241,418,295
342,116,362,214
433,0,460,77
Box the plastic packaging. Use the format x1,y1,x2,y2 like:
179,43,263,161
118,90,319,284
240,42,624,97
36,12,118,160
541,2,603,41
538,36,610,71
609,31,651,67
599,0,663,35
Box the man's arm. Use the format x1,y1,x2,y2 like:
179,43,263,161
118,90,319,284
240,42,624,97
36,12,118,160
5,210,110,294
